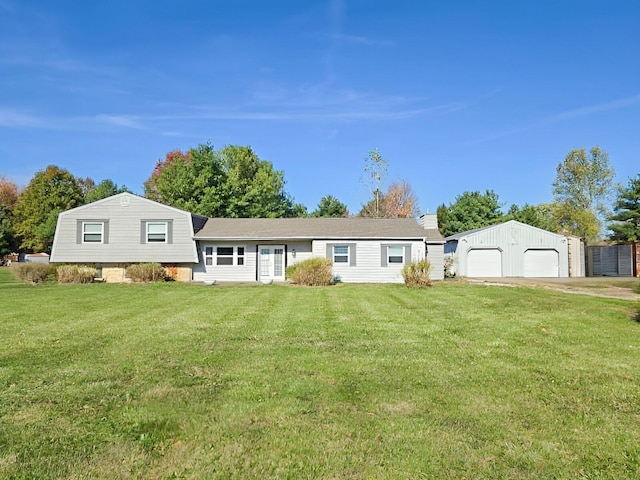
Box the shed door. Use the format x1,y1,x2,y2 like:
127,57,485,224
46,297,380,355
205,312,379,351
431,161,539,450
467,249,502,277
523,249,559,277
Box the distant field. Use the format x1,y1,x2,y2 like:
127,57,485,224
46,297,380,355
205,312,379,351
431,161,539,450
1,268,639,479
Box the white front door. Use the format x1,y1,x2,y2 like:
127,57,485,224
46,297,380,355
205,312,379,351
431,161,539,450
259,245,285,282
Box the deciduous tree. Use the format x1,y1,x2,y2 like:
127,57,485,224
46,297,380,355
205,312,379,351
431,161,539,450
505,203,557,232
13,166,84,252
360,148,388,218
0,176,20,255
552,146,615,241
144,143,300,217
608,174,640,242
85,179,129,203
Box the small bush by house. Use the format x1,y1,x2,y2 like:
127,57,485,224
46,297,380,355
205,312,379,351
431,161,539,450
57,265,97,284
13,263,53,285
402,259,432,288
289,258,334,286
126,263,167,283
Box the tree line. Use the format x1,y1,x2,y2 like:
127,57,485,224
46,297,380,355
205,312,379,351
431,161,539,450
1,144,639,255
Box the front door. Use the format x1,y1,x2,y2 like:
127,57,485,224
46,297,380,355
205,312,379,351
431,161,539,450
259,245,285,283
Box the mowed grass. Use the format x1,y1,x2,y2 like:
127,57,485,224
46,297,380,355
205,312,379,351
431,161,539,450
1,268,639,479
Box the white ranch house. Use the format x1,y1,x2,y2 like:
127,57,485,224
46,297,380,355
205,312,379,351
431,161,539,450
50,193,445,283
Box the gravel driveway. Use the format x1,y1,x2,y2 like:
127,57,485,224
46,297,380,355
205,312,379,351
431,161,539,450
465,276,640,300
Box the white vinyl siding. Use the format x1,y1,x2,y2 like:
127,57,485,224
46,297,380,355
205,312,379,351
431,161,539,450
50,193,198,264
193,241,313,283
316,240,424,283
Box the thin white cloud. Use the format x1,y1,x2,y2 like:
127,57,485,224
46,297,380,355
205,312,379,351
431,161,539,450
94,114,146,130
0,108,46,128
329,32,395,47
469,92,640,145
550,93,640,121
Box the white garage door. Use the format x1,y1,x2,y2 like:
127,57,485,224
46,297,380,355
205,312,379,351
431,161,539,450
467,249,502,277
523,249,559,277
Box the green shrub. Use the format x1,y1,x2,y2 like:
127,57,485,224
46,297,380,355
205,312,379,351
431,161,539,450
57,265,97,284
13,263,53,284
402,259,432,288
126,263,167,283
289,258,334,286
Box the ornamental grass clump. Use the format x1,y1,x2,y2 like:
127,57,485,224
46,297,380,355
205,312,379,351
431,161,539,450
126,263,167,283
288,258,334,286
13,263,52,284
57,265,96,284
402,259,432,287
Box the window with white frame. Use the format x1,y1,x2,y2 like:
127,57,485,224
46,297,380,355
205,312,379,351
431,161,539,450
387,245,404,264
205,246,214,266
333,245,349,263
147,222,167,243
82,222,104,243
237,247,245,265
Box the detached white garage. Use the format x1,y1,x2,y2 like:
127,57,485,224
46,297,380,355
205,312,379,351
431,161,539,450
444,221,570,278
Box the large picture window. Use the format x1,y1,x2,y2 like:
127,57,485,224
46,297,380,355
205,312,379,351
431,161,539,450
206,246,246,266
82,222,103,243
217,247,234,265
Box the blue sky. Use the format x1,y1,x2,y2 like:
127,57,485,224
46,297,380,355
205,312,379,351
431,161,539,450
1,0,639,215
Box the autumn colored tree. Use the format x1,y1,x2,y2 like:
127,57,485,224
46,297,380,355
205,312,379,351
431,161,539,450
359,180,420,218
380,180,419,218
13,165,84,252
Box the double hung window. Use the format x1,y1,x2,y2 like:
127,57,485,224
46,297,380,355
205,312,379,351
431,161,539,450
82,222,103,243
333,245,349,263
147,222,167,243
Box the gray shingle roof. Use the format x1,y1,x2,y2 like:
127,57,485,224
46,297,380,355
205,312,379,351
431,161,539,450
195,217,444,242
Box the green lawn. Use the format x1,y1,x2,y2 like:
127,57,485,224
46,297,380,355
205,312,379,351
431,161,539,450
1,268,639,479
